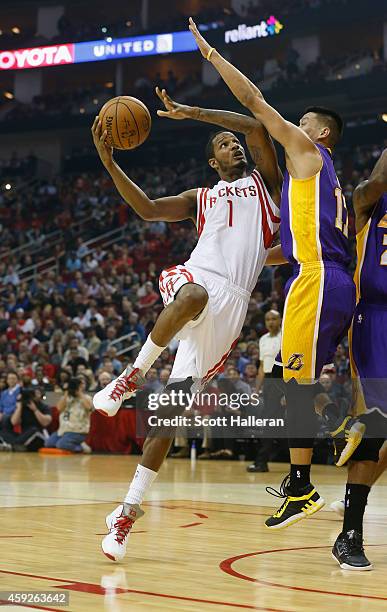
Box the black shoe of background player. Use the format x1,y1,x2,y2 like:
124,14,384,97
330,416,366,467
332,530,373,570
265,474,325,529
246,462,268,473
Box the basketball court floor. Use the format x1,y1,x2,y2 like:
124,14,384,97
1,454,386,611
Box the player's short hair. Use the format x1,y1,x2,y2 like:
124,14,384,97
304,106,344,146
205,130,230,161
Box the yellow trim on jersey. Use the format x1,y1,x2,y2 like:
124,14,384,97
353,219,371,303
281,264,324,383
288,172,322,263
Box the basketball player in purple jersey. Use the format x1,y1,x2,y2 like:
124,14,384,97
92,89,282,561
331,148,387,570
189,19,361,529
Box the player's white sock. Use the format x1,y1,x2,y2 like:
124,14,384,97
133,335,166,375
124,464,158,505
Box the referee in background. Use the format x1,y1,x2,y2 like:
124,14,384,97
247,310,282,472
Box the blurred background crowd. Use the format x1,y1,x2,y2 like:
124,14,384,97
0,0,385,463
0,137,381,460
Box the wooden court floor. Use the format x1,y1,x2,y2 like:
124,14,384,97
0,454,386,611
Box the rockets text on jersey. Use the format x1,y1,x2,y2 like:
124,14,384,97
186,169,280,293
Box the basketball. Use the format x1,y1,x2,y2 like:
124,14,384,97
99,96,151,150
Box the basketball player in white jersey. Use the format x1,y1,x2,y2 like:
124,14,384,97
92,87,282,561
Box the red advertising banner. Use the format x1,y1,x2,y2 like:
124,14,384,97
0,44,74,70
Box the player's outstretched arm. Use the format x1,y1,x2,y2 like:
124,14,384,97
189,18,320,180
156,87,282,202
91,116,196,223
353,148,387,231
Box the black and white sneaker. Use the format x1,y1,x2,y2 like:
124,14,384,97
332,530,373,570
265,474,325,530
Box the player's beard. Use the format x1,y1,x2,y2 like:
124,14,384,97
220,158,247,174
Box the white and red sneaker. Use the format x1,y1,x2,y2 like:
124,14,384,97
93,366,145,417
330,499,345,517
102,503,144,562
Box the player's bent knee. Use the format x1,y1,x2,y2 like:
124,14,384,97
175,283,208,318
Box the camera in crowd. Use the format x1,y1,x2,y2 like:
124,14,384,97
20,387,36,408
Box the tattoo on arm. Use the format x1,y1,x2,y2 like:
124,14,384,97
249,146,263,165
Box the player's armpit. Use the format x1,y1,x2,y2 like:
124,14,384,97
150,189,197,223
245,127,282,204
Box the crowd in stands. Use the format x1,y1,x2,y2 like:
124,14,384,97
0,139,383,455
0,69,202,125
2,43,383,127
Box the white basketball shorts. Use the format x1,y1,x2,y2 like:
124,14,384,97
159,264,250,385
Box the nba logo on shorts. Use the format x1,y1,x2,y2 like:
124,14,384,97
285,353,304,371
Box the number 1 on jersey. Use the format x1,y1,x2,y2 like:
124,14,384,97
227,199,233,227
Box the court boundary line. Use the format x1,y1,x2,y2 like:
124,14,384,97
220,545,387,601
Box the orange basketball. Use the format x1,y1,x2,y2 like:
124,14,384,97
99,96,151,150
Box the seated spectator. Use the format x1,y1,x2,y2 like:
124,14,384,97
2,387,52,451
66,251,82,272
75,237,89,259
243,364,258,390
54,368,71,392
31,365,53,390
98,325,121,356
105,346,122,374
138,281,160,311
62,337,89,367
144,368,163,393
96,370,112,391
319,371,348,413
82,253,99,273
224,366,251,394
0,372,21,430
122,312,146,342
45,377,92,453
334,343,350,382
84,327,101,357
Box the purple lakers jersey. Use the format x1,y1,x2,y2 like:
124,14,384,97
354,193,387,303
280,143,351,267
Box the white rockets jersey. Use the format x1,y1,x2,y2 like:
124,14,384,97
185,169,280,293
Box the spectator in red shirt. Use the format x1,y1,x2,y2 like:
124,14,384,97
138,282,160,311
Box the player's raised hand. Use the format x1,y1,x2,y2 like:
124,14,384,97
155,87,198,120
91,116,113,168
189,17,212,59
